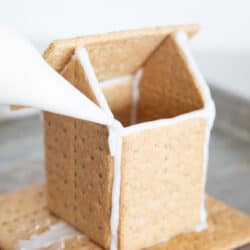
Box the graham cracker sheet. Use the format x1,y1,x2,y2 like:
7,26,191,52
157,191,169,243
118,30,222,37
1,185,250,250
11,25,202,119
44,55,114,249
11,24,198,110
138,33,204,122
44,24,199,81
119,118,206,249
102,79,133,126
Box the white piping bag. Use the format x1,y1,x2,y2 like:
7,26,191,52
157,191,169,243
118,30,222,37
0,27,115,127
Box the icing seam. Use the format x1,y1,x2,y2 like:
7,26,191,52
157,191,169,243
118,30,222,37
100,75,133,88
76,47,123,250
174,31,215,230
130,69,143,125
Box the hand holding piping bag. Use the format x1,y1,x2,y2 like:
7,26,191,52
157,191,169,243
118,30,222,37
0,26,115,127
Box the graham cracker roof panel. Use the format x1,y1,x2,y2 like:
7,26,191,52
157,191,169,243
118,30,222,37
44,24,199,81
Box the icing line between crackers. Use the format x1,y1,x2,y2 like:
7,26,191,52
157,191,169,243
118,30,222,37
76,47,123,250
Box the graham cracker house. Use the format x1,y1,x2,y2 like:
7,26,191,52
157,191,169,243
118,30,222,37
43,24,215,250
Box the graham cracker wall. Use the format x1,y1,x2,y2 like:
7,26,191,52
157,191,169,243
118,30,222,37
119,118,206,249
44,58,114,248
138,34,204,123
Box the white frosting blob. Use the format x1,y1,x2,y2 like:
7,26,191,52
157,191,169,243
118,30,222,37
17,222,83,250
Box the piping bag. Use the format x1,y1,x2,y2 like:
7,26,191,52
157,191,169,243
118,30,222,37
0,27,116,127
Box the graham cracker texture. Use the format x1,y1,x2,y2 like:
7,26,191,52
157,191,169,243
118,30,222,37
138,33,204,122
63,56,133,126
0,185,58,250
44,25,199,80
1,185,250,250
154,196,250,250
102,80,133,126
44,57,114,249
119,118,206,249
43,25,209,249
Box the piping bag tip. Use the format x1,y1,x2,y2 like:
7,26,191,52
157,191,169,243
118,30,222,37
110,119,123,130
0,26,122,128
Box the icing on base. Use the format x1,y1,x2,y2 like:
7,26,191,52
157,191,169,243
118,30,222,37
17,222,83,250
144,218,209,250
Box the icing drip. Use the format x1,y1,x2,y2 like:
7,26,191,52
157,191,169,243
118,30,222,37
18,219,52,234
174,31,215,231
131,69,143,124
17,222,83,250
109,128,123,250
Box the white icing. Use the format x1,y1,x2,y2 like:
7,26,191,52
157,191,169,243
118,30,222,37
17,222,83,250
19,219,52,234
100,75,133,88
174,31,215,230
0,27,114,127
31,219,52,232
109,128,122,250
75,47,123,250
130,69,143,124
146,219,208,250
75,47,113,118
99,70,143,126
122,109,209,136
